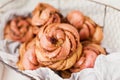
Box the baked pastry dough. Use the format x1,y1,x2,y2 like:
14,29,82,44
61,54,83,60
67,10,103,44
4,16,34,43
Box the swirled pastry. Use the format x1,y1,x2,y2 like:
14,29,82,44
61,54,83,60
67,10,103,43
4,16,34,43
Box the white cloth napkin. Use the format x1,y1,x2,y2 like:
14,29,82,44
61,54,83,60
68,53,120,80
0,0,28,13
1,40,120,80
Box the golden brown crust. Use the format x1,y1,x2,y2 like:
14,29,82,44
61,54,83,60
35,23,82,70
67,10,85,29
67,10,104,43
32,3,61,27
17,38,39,70
70,42,106,73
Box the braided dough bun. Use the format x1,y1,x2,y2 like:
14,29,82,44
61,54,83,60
17,38,39,70
32,3,61,26
35,23,82,70
67,10,85,29
70,41,106,72
83,16,103,44
4,16,34,43
67,10,103,44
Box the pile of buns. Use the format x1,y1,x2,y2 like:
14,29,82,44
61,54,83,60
4,3,106,78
